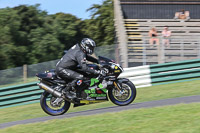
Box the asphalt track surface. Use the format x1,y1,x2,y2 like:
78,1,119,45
0,95,200,129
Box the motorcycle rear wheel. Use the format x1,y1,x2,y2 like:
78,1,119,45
108,81,136,106
40,91,71,116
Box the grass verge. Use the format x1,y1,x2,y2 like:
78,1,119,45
0,79,200,124
1,102,200,133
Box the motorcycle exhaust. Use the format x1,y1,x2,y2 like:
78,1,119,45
37,82,62,98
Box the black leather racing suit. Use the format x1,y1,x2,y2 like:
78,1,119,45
56,44,99,86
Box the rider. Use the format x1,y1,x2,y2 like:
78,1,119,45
56,38,105,99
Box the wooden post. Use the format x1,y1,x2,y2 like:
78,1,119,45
23,64,27,83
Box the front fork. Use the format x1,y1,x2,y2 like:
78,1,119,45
113,81,122,91
113,78,130,95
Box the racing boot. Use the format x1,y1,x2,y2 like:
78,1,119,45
63,84,76,99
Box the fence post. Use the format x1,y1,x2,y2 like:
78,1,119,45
142,37,147,65
180,40,184,61
23,64,27,83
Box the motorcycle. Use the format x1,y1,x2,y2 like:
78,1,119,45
36,56,136,116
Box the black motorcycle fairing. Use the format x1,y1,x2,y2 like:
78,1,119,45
98,56,114,65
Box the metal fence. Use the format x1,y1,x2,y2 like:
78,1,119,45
0,60,59,86
0,44,115,86
95,44,116,60
128,37,200,66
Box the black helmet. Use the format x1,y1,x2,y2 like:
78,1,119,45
80,38,96,55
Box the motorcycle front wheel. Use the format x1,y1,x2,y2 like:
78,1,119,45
108,80,136,106
40,91,71,116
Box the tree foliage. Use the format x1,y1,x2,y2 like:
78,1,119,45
83,0,114,46
0,0,114,70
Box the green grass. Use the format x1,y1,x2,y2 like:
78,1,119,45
0,79,200,124
1,102,200,133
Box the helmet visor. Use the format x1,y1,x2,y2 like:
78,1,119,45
86,45,95,54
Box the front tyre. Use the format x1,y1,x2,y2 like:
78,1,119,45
40,91,71,116
108,81,136,106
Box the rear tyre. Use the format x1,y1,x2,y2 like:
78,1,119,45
40,91,70,116
108,81,136,106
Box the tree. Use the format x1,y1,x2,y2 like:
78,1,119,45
0,8,19,69
51,13,84,50
82,0,114,46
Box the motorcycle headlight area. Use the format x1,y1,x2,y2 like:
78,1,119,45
111,63,123,73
